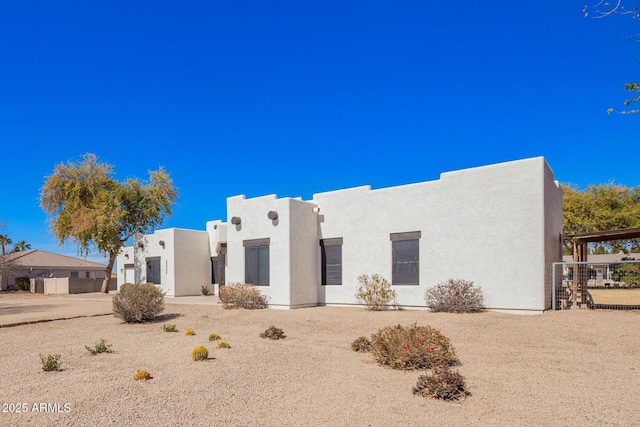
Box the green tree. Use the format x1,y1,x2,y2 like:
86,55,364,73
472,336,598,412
40,154,178,293
11,240,31,252
612,257,640,287
562,182,640,251
0,234,11,256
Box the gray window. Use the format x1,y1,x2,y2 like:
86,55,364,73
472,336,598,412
320,238,343,286
244,238,270,286
146,257,161,285
70,271,79,279
85,271,91,278
390,231,421,286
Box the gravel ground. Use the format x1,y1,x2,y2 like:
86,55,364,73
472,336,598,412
0,305,639,426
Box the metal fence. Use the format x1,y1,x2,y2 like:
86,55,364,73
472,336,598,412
552,260,640,310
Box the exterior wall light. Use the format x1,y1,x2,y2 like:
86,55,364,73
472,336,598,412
137,242,144,249
267,211,278,220
231,217,241,225
159,240,165,248
124,253,129,259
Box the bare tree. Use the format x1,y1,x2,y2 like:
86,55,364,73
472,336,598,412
585,1,640,113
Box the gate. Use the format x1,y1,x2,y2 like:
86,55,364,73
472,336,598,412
552,260,640,310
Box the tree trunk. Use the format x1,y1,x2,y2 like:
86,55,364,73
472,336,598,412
101,252,117,293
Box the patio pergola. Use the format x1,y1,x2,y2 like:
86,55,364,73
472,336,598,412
563,227,640,307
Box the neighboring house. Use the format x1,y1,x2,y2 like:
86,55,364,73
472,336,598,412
117,156,563,313
561,253,637,285
0,250,108,291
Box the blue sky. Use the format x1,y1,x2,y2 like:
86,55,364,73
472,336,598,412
0,1,638,263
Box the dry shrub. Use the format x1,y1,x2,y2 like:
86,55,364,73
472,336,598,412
191,345,209,361
424,279,486,313
370,323,457,370
260,325,286,340
112,283,165,323
208,333,221,341
219,282,268,309
133,369,152,381
355,274,397,311
217,341,231,349
413,367,469,400
184,329,195,336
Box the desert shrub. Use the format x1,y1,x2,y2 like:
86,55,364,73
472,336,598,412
15,276,30,291
424,279,486,313
191,345,209,361
351,336,372,352
184,329,195,336
201,284,210,296
162,324,178,332
260,325,286,340
217,340,231,349
219,282,268,309
370,323,457,370
85,339,112,355
112,283,165,323
413,367,469,400
355,274,397,311
208,333,221,341
40,354,61,372
133,369,152,381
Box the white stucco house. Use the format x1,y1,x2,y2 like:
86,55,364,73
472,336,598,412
117,156,563,313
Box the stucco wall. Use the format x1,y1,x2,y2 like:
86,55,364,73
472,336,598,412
226,195,295,308
173,229,211,297
116,228,210,297
206,220,227,256
312,156,561,312
543,164,564,309
288,198,320,308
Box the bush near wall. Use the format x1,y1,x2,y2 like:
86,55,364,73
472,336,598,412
424,279,486,313
354,274,397,311
219,283,268,309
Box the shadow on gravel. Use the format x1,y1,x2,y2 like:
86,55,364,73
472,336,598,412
152,313,184,323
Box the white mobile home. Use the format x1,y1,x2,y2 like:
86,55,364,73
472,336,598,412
117,156,563,313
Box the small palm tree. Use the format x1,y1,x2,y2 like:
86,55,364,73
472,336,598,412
11,240,31,253
0,234,12,256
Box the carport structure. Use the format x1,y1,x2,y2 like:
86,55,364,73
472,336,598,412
563,227,640,307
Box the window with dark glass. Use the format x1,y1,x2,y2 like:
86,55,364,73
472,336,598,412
244,238,270,286
390,231,421,285
320,238,343,286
